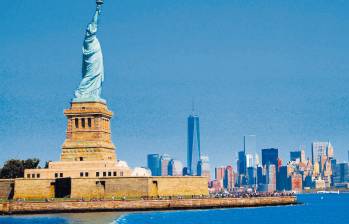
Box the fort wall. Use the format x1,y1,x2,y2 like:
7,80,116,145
13,177,208,200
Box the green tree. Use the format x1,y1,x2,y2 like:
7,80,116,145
0,158,40,179
23,158,40,169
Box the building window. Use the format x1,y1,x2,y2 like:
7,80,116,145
80,172,84,177
37,174,40,178
85,172,89,177
60,173,63,178
55,173,58,178
27,174,30,178
96,172,100,177
75,118,79,128
120,171,124,177
80,157,84,161
88,118,92,128
108,172,111,177
113,172,117,176
81,118,85,128
103,172,106,177
31,174,35,178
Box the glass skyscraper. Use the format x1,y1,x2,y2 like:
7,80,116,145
262,148,279,167
187,113,201,176
147,154,160,176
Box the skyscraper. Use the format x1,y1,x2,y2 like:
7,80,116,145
262,148,279,167
160,154,171,176
266,164,276,192
312,141,332,164
187,112,201,176
238,151,247,175
247,167,256,186
215,166,226,189
246,153,255,168
197,155,211,179
224,165,234,190
333,163,349,184
277,166,289,191
168,159,183,176
147,154,160,176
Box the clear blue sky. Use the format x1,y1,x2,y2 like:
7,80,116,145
1,0,349,170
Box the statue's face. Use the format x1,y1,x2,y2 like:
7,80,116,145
96,0,104,5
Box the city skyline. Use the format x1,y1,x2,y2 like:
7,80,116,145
2,0,349,170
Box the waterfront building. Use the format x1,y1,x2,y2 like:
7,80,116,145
224,165,235,190
147,154,160,176
262,148,278,167
197,155,211,179
333,163,349,184
168,160,183,176
277,166,289,191
266,164,276,192
215,166,226,189
290,173,303,192
187,112,201,176
160,154,171,176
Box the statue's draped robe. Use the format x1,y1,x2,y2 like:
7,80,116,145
74,7,104,101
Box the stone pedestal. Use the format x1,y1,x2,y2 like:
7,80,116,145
61,101,117,161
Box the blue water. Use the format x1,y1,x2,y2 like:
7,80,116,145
1,194,348,224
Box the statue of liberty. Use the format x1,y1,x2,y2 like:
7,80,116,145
74,0,105,103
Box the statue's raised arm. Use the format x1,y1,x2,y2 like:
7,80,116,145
73,0,105,103
85,3,102,38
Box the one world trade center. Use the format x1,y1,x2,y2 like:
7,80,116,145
187,111,201,176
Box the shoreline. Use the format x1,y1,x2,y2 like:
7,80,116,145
0,196,297,215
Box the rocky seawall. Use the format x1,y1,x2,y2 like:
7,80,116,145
0,196,297,215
